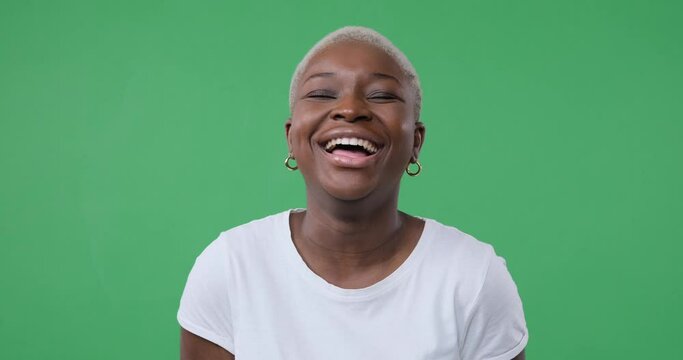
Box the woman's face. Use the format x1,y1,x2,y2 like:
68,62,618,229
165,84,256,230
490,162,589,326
286,40,424,202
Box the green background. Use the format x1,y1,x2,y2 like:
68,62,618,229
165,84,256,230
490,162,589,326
1,0,681,358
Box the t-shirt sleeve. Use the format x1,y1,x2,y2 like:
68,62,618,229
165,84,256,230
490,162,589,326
460,252,528,360
177,234,235,354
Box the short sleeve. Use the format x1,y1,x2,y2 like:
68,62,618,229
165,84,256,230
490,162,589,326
177,235,235,353
460,254,528,360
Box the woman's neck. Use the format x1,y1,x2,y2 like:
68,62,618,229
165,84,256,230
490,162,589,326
289,188,420,287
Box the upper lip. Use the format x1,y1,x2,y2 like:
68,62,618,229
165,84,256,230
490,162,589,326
317,128,385,150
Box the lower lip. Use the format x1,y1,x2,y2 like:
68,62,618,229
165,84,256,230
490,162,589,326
319,145,381,169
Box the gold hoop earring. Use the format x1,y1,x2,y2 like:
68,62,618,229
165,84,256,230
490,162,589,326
406,159,422,176
284,153,298,171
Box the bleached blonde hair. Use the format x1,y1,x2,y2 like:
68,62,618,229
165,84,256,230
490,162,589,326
289,26,422,121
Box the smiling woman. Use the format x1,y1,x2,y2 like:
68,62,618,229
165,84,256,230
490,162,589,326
177,26,528,360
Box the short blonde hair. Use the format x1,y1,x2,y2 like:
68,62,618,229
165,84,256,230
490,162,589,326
289,26,422,121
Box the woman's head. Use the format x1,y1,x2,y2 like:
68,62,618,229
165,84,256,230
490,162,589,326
286,26,425,204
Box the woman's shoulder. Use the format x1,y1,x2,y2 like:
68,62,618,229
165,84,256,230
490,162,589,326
418,215,502,279
420,215,496,259
208,209,290,249
193,209,294,261
418,216,513,302
220,209,288,236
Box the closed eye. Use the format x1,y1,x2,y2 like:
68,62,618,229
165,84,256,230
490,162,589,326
368,92,403,102
305,89,337,99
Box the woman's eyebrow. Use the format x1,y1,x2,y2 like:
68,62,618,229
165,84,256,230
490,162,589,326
371,72,401,84
304,72,335,84
303,72,401,84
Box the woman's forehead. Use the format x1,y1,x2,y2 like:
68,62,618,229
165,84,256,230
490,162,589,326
301,41,405,82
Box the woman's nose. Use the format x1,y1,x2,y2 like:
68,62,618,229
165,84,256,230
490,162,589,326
331,94,372,122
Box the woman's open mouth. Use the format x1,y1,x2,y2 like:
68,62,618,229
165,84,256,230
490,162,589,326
319,137,383,168
324,137,379,157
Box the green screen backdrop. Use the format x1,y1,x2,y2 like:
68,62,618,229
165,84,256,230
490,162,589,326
1,0,681,358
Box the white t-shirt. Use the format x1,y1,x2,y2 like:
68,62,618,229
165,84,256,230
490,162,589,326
177,209,528,359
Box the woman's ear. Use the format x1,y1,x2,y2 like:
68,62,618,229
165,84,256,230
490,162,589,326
412,121,426,160
285,117,293,153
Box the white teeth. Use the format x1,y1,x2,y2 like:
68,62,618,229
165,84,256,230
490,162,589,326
323,137,379,154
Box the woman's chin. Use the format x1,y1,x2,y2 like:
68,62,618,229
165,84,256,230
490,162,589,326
320,177,379,202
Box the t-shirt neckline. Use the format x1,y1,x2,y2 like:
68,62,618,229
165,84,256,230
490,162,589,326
279,208,434,301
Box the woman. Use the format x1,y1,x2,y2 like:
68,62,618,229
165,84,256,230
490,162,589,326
178,26,528,360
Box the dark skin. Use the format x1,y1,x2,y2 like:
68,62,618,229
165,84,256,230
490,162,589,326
180,40,525,360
